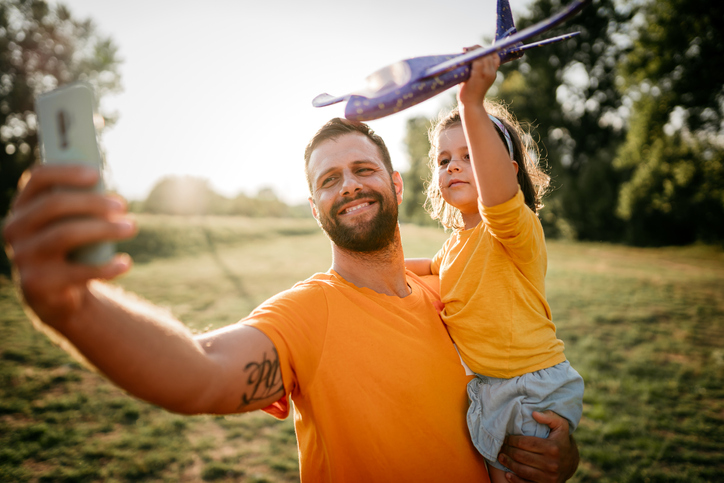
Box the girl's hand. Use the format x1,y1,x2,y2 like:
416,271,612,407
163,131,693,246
457,46,500,110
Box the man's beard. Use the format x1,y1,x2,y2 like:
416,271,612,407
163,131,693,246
318,185,399,253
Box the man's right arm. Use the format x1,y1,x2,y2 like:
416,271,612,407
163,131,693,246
49,282,285,414
3,165,284,415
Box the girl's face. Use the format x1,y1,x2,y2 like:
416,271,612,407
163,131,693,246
435,125,479,215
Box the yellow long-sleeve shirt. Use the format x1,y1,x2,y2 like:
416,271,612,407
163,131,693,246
431,189,565,378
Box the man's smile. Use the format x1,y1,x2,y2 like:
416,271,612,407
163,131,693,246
338,200,376,216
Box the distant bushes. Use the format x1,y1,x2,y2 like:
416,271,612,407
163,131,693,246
118,215,319,263
139,175,309,218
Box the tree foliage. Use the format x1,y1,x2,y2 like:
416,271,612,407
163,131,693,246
142,175,308,218
399,116,440,227
0,0,121,273
399,0,724,246
614,0,724,245
494,0,634,241
143,176,222,216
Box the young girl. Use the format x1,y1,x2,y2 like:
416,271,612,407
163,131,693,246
406,53,584,482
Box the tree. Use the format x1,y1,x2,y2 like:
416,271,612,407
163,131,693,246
399,116,440,227
228,189,297,218
495,0,635,241
1,0,121,273
614,0,724,245
142,175,308,218
143,175,224,216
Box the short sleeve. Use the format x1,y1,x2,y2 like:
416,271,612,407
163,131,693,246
430,235,454,275
242,282,329,419
480,188,545,264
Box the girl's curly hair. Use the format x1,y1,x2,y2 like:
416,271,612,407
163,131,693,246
424,100,550,230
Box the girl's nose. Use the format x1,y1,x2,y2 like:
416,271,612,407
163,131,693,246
447,159,462,173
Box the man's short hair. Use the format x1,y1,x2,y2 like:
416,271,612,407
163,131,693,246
304,118,393,194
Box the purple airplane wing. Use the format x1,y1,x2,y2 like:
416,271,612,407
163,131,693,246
313,0,592,120
423,0,590,77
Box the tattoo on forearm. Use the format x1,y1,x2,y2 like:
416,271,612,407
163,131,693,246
238,348,284,409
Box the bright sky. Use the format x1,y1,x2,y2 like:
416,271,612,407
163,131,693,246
57,0,531,204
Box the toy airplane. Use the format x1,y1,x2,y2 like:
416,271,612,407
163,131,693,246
313,0,592,121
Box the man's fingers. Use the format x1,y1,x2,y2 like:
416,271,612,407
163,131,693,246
19,254,132,316
20,254,132,295
17,169,33,192
496,413,576,482
5,191,126,243
504,433,553,454
499,439,558,471
20,217,135,261
20,257,124,296
533,410,569,434
504,472,535,483
499,444,560,474
55,254,133,285
498,450,557,483
10,216,136,287
6,164,135,325
499,433,560,483
11,165,99,210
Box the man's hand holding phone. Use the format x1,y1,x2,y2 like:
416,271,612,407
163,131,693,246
3,83,137,326
4,164,136,325
34,82,117,265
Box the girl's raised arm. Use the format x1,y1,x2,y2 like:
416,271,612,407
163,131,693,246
457,53,520,209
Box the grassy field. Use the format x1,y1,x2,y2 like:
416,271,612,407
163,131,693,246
1,215,723,482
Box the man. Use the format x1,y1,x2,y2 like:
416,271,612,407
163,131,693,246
4,117,578,482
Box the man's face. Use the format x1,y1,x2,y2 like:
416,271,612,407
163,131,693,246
307,132,403,252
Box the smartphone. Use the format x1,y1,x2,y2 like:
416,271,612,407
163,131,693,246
35,82,115,265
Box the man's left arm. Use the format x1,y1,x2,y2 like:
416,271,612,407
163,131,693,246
498,411,579,483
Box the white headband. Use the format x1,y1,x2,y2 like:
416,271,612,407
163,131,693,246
488,115,514,160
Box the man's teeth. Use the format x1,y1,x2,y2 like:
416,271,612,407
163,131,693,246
344,202,370,214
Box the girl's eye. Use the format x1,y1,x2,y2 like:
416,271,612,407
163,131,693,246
463,154,470,161
438,158,450,166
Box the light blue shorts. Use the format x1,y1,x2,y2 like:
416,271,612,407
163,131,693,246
466,360,584,472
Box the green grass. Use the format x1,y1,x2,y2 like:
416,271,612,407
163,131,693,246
1,216,723,482
544,242,724,482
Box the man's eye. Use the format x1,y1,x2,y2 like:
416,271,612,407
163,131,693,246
321,177,335,187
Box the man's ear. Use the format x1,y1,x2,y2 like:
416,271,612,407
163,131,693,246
308,197,319,219
392,171,404,205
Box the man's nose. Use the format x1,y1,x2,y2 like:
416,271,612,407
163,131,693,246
340,174,363,196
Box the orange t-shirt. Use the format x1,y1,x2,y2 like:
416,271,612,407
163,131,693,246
243,270,489,483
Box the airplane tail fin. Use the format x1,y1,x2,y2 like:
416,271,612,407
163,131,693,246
495,0,525,63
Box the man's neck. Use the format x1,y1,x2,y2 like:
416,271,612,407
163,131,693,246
330,231,410,298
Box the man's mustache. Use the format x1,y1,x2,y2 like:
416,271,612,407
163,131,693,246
329,191,384,219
